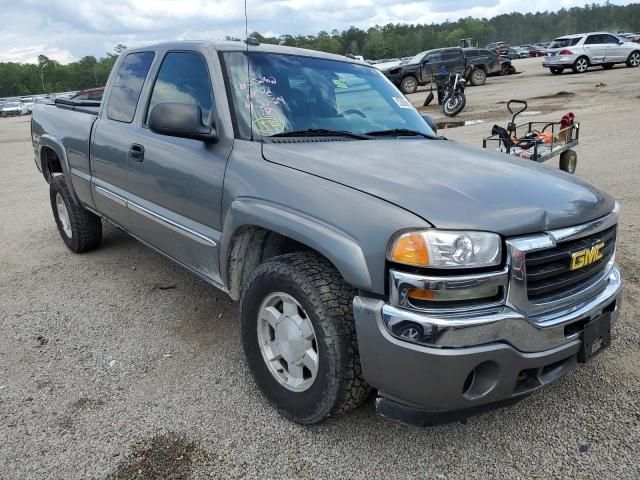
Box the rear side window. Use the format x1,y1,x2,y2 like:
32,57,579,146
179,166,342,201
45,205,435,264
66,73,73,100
584,35,603,45
107,52,155,123
147,52,214,123
550,38,582,48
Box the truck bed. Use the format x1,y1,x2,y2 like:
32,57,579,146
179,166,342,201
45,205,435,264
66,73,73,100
31,100,100,208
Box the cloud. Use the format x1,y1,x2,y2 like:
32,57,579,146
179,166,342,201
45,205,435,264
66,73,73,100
0,0,632,63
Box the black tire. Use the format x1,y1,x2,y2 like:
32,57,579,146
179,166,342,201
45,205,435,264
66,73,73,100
240,252,370,424
550,67,564,75
470,68,487,86
50,176,102,253
572,56,589,74
399,75,418,94
500,63,510,75
602,63,614,70
626,51,640,68
442,93,466,117
559,149,578,174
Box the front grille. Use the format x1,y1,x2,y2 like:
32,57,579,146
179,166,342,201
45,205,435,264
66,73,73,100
525,225,616,302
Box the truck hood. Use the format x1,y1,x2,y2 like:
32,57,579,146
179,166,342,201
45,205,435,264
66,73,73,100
262,139,615,236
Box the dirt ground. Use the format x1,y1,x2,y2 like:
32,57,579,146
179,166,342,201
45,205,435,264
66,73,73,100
1,56,639,479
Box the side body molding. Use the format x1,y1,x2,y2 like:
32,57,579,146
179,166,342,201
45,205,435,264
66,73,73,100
220,198,373,291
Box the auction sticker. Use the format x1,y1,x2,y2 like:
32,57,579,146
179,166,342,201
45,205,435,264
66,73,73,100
392,96,414,109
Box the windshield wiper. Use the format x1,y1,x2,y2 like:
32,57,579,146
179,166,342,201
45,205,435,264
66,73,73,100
270,128,370,140
365,128,434,138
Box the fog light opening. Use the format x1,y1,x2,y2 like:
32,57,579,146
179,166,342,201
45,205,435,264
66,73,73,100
392,321,423,342
462,361,499,400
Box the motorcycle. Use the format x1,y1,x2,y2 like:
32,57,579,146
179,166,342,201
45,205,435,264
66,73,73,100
441,73,466,117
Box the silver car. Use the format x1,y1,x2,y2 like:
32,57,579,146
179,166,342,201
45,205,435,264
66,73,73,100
543,32,640,74
0,101,29,117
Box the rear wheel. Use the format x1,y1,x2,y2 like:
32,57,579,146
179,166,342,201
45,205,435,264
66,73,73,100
470,68,487,86
572,56,589,74
50,176,102,253
400,75,418,94
240,252,370,424
559,150,578,174
550,67,564,75
626,51,640,68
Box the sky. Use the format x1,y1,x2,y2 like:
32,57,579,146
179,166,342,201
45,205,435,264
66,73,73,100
0,0,634,64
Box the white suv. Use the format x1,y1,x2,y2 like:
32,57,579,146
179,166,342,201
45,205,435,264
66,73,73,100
543,32,640,74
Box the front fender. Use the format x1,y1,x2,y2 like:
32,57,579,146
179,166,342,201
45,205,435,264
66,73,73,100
220,197,373,292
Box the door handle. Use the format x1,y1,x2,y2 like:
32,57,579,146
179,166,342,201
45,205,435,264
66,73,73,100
129,143,145,162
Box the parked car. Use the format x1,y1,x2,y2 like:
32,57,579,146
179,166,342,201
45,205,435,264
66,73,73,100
1,101,29,117
486,42,509,55
31,40,622,426
618,33,640,43
529,44,548,57
20,97,35,114
505,47,528,59
70,87,105,102
383,47,506,93
543,32,640,74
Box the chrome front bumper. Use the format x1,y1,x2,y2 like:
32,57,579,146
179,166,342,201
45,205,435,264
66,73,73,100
383,266,621,352
383,208,620,353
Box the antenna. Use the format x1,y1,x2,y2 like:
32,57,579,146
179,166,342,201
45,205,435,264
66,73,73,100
244,0,254,141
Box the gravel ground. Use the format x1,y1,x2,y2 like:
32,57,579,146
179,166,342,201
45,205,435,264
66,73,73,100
1,57,639,479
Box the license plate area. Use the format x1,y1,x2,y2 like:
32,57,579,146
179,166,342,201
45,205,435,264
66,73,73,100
577,313,611,363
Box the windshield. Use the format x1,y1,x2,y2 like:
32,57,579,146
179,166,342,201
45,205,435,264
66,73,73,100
223,52,435,140
5,102,19,108
408,51,427,65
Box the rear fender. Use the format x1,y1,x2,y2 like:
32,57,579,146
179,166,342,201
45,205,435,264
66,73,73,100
38,135,80,203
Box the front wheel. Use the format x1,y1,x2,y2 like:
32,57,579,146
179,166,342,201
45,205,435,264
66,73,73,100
240,252,370,424
550,67,564,75
469,68,487,86
399,75,418,94
626,51,640,68
442,93,466,117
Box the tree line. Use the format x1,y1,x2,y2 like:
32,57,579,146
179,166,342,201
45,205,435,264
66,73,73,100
1,3,639,98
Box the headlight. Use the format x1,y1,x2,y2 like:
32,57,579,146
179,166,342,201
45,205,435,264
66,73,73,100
388,230,502,268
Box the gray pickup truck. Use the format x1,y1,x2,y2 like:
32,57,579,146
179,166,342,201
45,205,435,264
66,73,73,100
31,40,622,426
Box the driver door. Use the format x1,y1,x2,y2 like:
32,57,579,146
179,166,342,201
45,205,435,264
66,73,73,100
126,50,232,284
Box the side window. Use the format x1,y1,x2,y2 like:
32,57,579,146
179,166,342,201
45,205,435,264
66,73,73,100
425,52,442,63
601,34,619,44
465,50,479,57
585,35,602,45
442,50,461,61
147,52,214,123
107,52,154,123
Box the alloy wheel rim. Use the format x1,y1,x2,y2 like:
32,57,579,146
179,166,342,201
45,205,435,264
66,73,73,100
631,53,640,66
577,59,587,72
56,193,72,238
404,78,416,91
257,292,319,392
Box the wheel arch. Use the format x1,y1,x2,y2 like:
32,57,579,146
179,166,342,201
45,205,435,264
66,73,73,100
220,199,373,301
37,136,80,203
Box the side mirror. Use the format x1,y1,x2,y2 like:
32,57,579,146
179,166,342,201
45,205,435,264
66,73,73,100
421,114,438,134
149,102,218,142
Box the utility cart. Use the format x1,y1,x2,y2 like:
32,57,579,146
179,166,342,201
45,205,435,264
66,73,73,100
482,99,579,173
